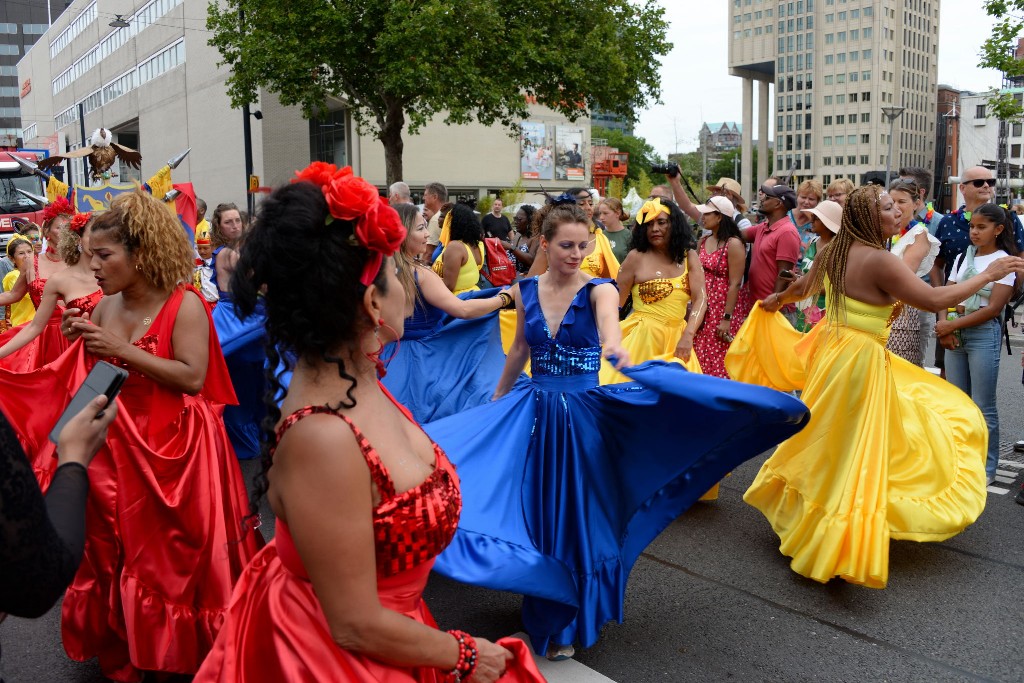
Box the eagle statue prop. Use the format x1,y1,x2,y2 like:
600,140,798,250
37,128,142,182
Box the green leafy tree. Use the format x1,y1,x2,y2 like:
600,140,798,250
208,1,671,185
980,0,1024,121
500,178,527,210
629,168,654,200
708,147,772,184
606,177,624,200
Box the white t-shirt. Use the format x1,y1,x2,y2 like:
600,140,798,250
950,248,1014,308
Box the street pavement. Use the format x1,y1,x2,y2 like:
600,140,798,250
2,337,1023,682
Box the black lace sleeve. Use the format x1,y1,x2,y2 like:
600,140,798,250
0,409,89,618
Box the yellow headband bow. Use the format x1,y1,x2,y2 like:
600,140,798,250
636,198,670,225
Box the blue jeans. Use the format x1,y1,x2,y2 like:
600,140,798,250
944,318,1002,478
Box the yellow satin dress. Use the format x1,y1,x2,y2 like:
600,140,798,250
581,228,620,280
729,294,988,589
600,270,702,384
433,241,481,295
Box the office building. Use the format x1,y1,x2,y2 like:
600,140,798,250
728,0,939,202
958,88,1024,206
1,0,66,147
933,84,959,211
18,0,588,209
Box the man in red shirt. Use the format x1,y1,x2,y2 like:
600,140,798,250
741,183,801,311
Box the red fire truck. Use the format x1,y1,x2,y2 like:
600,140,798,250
0,150,48,250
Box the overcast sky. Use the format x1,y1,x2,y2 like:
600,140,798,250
635,0,1009,156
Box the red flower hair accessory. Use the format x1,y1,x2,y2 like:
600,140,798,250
42,197,75,223
293,162,406,286
69,212,92,235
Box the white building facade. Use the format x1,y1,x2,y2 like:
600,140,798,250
18,0,589,210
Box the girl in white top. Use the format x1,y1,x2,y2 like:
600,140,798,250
885,180,941,365
936,203,1018,483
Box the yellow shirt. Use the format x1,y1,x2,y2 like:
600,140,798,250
3,270,34,326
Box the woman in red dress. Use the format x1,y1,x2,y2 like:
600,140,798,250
0,199,75,368
53,190,261,681
0,213,100,381
195,168,543,682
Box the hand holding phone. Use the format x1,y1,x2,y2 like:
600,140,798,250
56,395,119,469
49,361,127,446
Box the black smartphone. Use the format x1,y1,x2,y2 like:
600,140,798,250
48,361,128,444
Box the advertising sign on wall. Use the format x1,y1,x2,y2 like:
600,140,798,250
520,121,554,180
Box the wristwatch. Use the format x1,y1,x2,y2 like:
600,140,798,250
722,312,733,320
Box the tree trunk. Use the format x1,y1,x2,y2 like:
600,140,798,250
379,99,405,186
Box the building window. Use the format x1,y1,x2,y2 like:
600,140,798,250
824,116,833,125
836,115,845,124
50,2,98,58
837,94,846,104
824,95,833,105
1013,123,1023,137
825,33,834,44
850,93,858,102
850,29,859,40
825,54,834,64
824,75,833,85
861,112,870,123
824,136,832,146
860,155,869,164
861,134,870,143
863,27,873,38
1012,144,1021,158
0,44,19,56
847,135,857,144
23,23,48,34
847,155,856,165
309,109,348,167
862,91,871,101
976,104,987,118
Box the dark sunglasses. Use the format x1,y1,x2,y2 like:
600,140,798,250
964,178,996,188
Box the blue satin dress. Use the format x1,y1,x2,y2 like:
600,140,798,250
381,274,509,423
425,276,810,653
212,297,267,460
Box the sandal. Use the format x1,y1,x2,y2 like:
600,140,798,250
545,644,575,661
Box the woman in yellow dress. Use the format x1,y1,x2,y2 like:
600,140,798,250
736,185,1024,588
433,204,485,295
600,197,704,385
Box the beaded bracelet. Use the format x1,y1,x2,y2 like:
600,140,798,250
497,291,513,309
445,630,478,682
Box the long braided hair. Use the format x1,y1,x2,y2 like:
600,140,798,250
809,184,886,324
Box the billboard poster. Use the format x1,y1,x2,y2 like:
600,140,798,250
520,121,554,180
555,126,585,181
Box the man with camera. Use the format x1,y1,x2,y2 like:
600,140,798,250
655,162,750,230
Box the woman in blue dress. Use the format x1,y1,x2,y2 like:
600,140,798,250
382,203,514,423
425,203,810,660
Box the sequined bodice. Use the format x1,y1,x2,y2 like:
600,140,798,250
66,290,102,316
520,276,610,378
274,405,461,577
103,332,159,381
28,278,46,309
629,270,690,326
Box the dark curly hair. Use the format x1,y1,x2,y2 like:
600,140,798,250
231,181,391,519
516,205,537,237
629,199,694,262
448,203,483,245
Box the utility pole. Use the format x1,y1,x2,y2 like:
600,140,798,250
881,106,906,187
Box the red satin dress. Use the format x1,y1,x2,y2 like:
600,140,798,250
195,400,546,683
0,286,261,682
0,253,72,372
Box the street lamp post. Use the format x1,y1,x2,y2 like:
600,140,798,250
881,106,906,186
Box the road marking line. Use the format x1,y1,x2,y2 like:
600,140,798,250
988,485,1010,494
995,476,1016,484
996,470,1018,478
998,460,1024,469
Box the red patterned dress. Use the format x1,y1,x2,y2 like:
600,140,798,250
195,400,545,683
693,238,746,378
